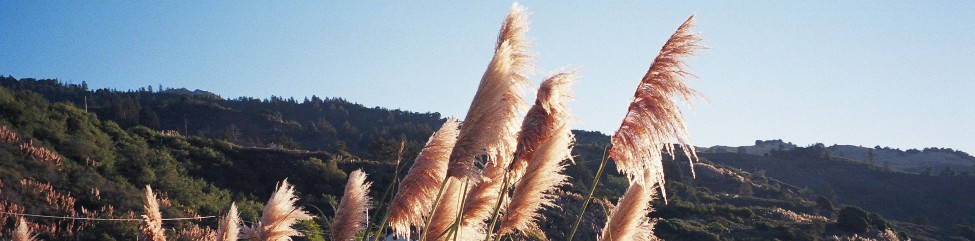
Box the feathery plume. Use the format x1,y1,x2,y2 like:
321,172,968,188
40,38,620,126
499,122,574,236
245,179,314,241
141,185,166,241
388,119,460,238
598,171,659,241
509,71,576,177
447,2,533,181
13,217,38,241
331,170,373,241
449,3,535,233
498,71,576,236
609,15,702,198
215,202,241,241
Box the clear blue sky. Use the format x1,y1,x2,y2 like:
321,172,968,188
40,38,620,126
2,2,973,153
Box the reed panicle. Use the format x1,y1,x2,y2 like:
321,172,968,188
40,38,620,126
497,72,576,236
447,2,533,182
499,124,574,236
13,217,38,241
509,71,576,178
449,4,536,234
598,171,659,241
244,179,313,241
215,202,241,241
331,170,373,241
140,185,166,241
388,119,460,238
609,15,702,200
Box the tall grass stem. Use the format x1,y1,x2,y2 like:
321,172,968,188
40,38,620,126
420,176,451,241
567,144,611,241
370,141,407,241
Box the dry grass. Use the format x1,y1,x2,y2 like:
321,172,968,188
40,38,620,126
140,185,166,241
244,179,313,241
498,72,577,236
331,170,373,241
13,217,38,241
766,208,828,224
388,119,460,238
509,71,576,178
608,15,702,201
446,2,533,182
215,202,241,241
176,225,215,241
449,4,536,234
598,171,659,241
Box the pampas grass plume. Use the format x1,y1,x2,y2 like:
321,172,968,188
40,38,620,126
451,3,536,231
509,71,576,177
140,185,166,241
498,72,576,236
609,15,702,199
388,119,460,238
331,170,373,241
246,179,314,241
447,2,533,181
598,172,659,241
13,217,38,241
215,202,241,241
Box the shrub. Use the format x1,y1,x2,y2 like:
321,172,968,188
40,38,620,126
837,207,869,233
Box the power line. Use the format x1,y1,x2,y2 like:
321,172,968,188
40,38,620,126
0,211,217,221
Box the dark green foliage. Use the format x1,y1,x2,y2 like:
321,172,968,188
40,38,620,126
656,219,721,241
816,196,834,213
294,220,327,241
838,207,869,233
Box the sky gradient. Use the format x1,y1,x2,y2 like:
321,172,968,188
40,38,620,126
2,2,973,153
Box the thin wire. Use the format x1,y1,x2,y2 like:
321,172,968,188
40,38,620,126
1,211,217,221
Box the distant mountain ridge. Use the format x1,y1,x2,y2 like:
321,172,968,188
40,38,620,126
704,139,975,174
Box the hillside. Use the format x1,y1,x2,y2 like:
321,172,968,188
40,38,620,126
0,76,445,162
1,76,974,240
704,139,975,175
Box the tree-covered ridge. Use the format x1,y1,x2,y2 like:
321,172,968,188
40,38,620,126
0,76,445,162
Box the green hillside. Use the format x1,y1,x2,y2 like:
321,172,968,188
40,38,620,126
1,76,973,240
